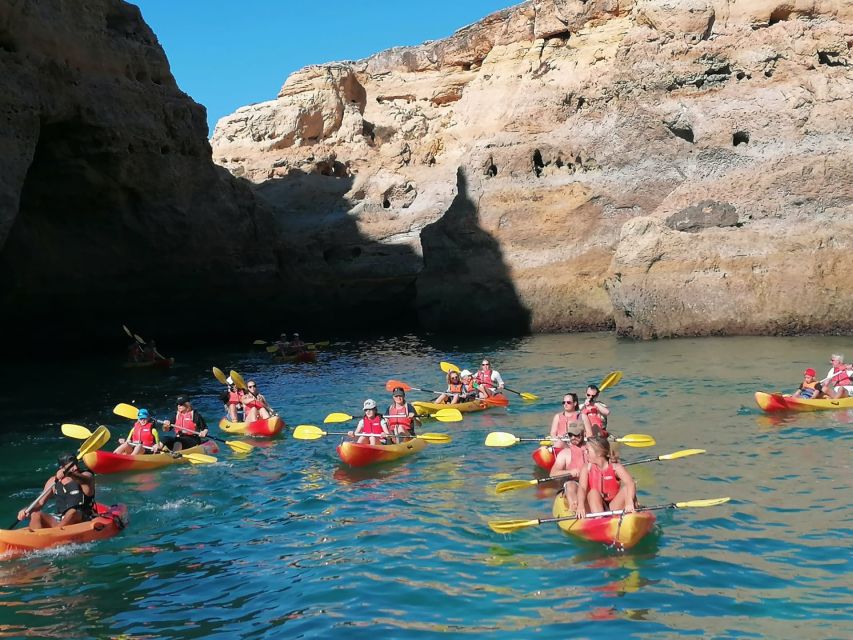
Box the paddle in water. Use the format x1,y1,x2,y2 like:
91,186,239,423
484,431,656,448
488,497,731,534
494,449,706,493
293,424,451,444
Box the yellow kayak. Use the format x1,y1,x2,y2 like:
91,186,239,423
754,391,853,413
413,395,508,416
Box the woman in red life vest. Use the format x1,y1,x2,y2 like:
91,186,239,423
385,387,421,442
549,393,591,452
474,359,505,398
435,370,467,404
219,376,244,422
242,380,274,422
113,408,161,455
577,437,637,518
348,399,389,445
818,353,853,399
550,422,588,513
161,396,209,452
581,384,610,438
792,368,820,399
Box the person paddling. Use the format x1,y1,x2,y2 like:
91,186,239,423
348,399,389,445
242,380,274,422
17,455,96,529
577,437,637,518
474,359,505,398
817,353,853,399
791,368,820,399
581,384,610,438
219,376,244,422
161,396,209,452
113,408,161,455
550,422,588,513
385,387,420,442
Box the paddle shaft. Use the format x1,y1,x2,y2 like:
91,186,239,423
11,460,87,529
539,502,679,526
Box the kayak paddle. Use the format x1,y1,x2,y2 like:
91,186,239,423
10,425,111,529
324,408,462,423
494,449,706,493
484,431,656,448
112,403,253,453
60,424,217,463
293,424,451,444
212,366,228,385
487,497,731,534
599,371,623,392
385,379,446,395
229,370,248,391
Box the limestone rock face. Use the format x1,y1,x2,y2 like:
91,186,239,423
0,0,279,349
212,0,853,337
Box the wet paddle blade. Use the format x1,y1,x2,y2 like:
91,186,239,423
324,412,355,424
134,333,146,344
212,366,228,385
675,497,731,509
440,361,461,374
484,432,520,447
482,395,509,407
659,448,705,460
293,425,327,440
229,370,247,390
183,453,217,464
113,403,139,420
122,325,134,338
432,411,462,423
418,432,452,444
77,426,110,456
61,424,93,440
225,440,254,453
314,341,330,348
386,379,412,392
488,518,541,534
614,433,656,447
520,392,539,401
599,371,623,391
495,479,537,494
253,339,267,345
265,345,279,353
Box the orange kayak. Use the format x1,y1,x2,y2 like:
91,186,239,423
337,438,426,467
413,395,508,416
552,495,655,549
0,504,128,559
82,441,219,474
219,415,284,437
532,445,556,471
754,391,853,412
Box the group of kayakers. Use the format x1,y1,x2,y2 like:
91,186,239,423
272,332,308,356
435,359,505,404
792,353,853,399
348,388,421,444
220,377,275,423
126,339,166,364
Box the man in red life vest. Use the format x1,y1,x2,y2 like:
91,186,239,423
113,408,161,455
581,384,610,438
385,387,421,442
161,396,209,452
818,353,853,399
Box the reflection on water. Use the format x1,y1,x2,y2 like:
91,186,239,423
0,333,851,639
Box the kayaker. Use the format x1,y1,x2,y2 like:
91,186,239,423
242,380,274,422
385,387,420,442
460,370,478,400
17,454,96,529
274,333,290,354
577,437,637,518
435,370,467,404
581,384,610,438
113,408,161,455
348,399,390,445
817,354,853,399
287,333,307,355
161,396,209,452
219,376,244,422
550,422,587,513
550,393,590,450
127,340,144,362
474,359,505,398
791,368,820,399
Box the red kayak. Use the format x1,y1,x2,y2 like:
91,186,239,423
219,415,284,437
337,438,426,467
82,441,219,474
532,445,556,471
552,495,655,549
0,504,128,559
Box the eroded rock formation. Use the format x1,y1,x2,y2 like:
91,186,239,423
213,0,853,338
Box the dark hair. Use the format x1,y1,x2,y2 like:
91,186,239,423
587,384,600,394
57,454,77,467
563,392,579,406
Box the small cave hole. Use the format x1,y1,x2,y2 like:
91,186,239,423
764,68,774,78
736,71,746,80
532,149,544,177
768,8,792,25
817,51,844,67
733,131,750,146
667,124,695,143
382,198,391,209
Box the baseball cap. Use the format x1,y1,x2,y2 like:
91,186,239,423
460,369,472,377
363,399,377,410
804,368,816,377
392,387,405,397
567,422,584,435
176,395,189,406
137,408,150,419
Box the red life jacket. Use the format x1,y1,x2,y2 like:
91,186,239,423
475,369,494,389
829,366,852,387
588,462,620,503
386,403,413,430
566,443,588,475
130,420,156,447
227,390,242,405
582,403,608,437
176,410,198,434
360,414,385,435
553,411,581,448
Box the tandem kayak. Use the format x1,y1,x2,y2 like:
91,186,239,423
337,437,427,467
552,494,655,549
0,503,128,559
122,357,174,369
533,445,557,471
413,395,508,416
81,441,219,474
273,350,316,363
754,391,853,413
219,415,284,437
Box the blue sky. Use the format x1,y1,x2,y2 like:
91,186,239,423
135,1,518,134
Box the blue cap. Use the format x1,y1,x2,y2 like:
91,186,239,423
137,408,150,419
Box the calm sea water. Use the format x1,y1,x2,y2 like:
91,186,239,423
0,333,851,639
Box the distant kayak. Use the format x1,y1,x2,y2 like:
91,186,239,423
754,391,853,413
552,495,655,549
81,441,219,474
273,350,316,363
219,415,284,437
0,503,128,559
337,438,426,467
122,357,174,369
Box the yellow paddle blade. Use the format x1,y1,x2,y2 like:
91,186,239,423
660,448,705,460
418,432,452,444
225,440,254,453
539,439,552,446
432,408,463,421
229,370,247,390
520,392,540,401
253,339,267,345
615,433,656,447
212,366,228,385
484,432,520,447
487,518,541,534
314,341,330,348
293,425,327,440
265,345,280,353
600,371,623,391
122,324,134,338
77,426,110,457
495,479,537,494
113,402,139,420
183,453,217,464
675,497,731,509
61,424,93,439
324,412,355,424
134,333,145,344
440,361,461,374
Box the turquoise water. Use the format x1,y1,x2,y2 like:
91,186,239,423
0,334,851,639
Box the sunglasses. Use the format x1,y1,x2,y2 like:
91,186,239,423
247,385,257,389
586,394,596,398
562,400,575,404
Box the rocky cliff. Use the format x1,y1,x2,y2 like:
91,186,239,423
213,0,853,338
0,0,279,351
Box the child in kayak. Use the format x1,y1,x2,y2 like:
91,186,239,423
349,399,390,445
113,408,161,455
791,368,821,399
17,454,96,528
435,370,468,404
577,437,637,518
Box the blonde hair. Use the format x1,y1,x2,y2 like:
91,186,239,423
587,436,618,462
832,353,844,362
